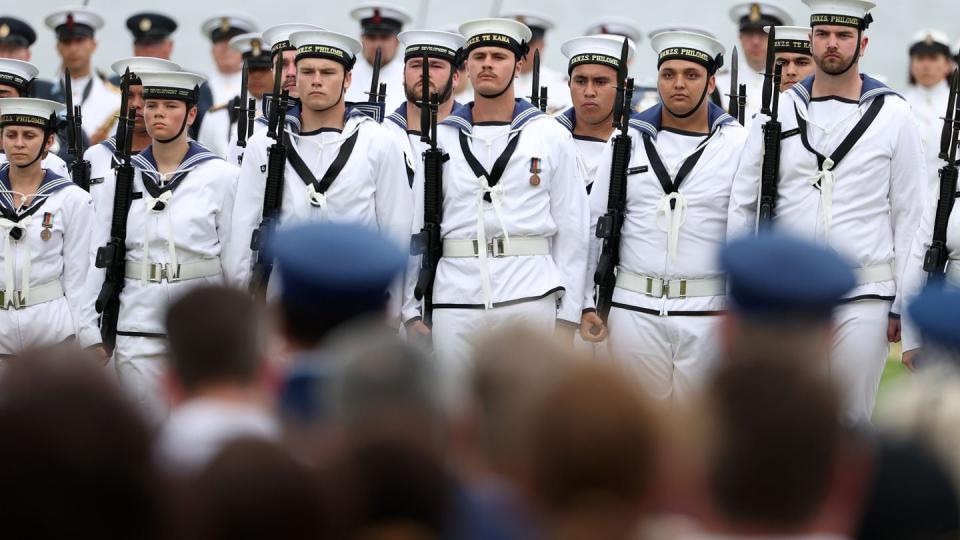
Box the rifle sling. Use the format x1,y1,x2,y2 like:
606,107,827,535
458,130,522,203
794,96,885,184
283,130,360,196
641,131,713,196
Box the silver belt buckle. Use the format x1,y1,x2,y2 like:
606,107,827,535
162,263,182,282
2,290,26,309
667,279,688,299
490,238,506,257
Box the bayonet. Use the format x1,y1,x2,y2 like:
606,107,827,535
761,26,776,116
728,46,741,121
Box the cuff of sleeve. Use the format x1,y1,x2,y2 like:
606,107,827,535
888,311,901,320
404,316,423,328
582,307,597,314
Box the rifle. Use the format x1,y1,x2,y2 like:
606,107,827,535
737,83,747,126
113,68,132,163
94,95,136,354
593,39,634,322
249,54,290,298
236,59,256,148
530,49,548,112
923,68,960,282
727,46,742,124
757,27,783,228
63,68,91,190
368,46,387,103
412,53,446,327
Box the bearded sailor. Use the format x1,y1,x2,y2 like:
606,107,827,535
344,2,411,113
88,70,239,421
580,30,747,400
402,18,589,406
727,0,927,424
556,34,637,193
198,33,273,159
384,29,466,187
223,29,412,325
0,97,101,357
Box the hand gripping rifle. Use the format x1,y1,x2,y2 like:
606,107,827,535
757,27,783,228
411,53,447,326
923,68,960,282
593,39,634,322
235,59,256,148
249,54,290,298
530,49,548,112
94,71,137,354
63,68,91,190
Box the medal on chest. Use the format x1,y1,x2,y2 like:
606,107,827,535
529,157,542,186
40,212,53,241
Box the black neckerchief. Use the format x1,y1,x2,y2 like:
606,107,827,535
283,130,361,197
794,96,885,187
641,129,716,199
458,129,523,203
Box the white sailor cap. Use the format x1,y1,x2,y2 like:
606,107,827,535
499,9,553,39
289,30,362,70
0,98,65,129
138,71,206,102
350,2,413,35
909,29,952,56
201,13,257,43
584,17,643,46
802,0,875,30
44,6,104,40
561,35,636,75
729,2,793,30
646,24,717,41
767,26,812,55
650,30,726,74
459,18,533,59
262,23,323,56
0,59,39,95
230,33,273,68
398,30,466,64
110,57,181,85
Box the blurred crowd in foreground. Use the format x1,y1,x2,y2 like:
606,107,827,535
2,221,960,540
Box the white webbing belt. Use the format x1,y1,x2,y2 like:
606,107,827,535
442,237,550,258
616,269,725,299
854,262,894,286
124,258,222,283
0,280,64,310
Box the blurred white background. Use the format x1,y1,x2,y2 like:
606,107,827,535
14,0,958,91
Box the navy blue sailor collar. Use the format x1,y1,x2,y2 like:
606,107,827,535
789,74,900,108
132,140,221,181
281,103,380,137
630,101,735,139
0,164,74,216
386,100,466,131
439,98,545,134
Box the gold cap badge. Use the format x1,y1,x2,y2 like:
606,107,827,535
749,3,762,23
219,17,231,34
0,24,10,39
139,17,152,32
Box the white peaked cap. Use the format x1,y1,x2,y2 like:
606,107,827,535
650,30,726,72
230,32,266,55
909,29,951,48
584,17,643,45
349,2,413,24
262,23,324,52
0,98,65,124
459,18,533,49
398,30,466,61
0,59,39,89
802,0,876,25
499,9,554,31
728,2,793,26
647,24,717,40
561,35,636,72
111,57,181,77
44,6,104,32
201,13,258,38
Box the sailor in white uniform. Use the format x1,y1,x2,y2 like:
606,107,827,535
344,2,411,114
902,30,954,190
0,98,100,356
384,29,466,187
583,17,655,113
84,56,181,210
580,31,747,400
0,58,70,178
716,2,794,128
500,10,573,115
223,29,412,324
198,33,272,160
199,14,258,108
556,35,636,193
403,18,589,406
88,71,239,421
43,6,120,145
770,26,816,92
727,0,927,424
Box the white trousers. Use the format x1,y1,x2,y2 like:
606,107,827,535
114,335,168,426
431,294,557,408
830,299,891,425
607,307,722,401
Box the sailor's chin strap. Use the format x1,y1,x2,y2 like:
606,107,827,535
0,213,34,305
315,75,348,114
477,61,520,100
834,25,869,76
660,80,711,120
156,102,195,144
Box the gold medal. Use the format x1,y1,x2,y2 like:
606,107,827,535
41,228,51,241
530,174,541,186
40,212,53,241
529,157,542,186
